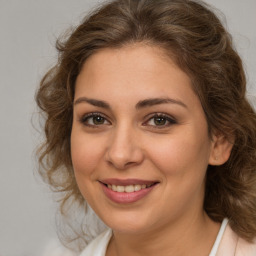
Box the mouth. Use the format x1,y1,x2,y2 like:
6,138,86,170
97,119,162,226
101,182,157,193
99,179,159,204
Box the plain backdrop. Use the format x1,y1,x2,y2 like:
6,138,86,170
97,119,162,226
0,0,255,255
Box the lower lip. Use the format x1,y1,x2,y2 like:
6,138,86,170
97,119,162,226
100,183,157,204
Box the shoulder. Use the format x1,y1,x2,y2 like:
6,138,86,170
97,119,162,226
236,236,256,256
217,223,256,256
79,229,112,256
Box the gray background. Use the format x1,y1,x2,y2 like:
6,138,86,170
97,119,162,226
0,0,255,255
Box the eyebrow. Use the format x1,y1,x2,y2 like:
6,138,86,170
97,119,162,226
74,97,111,109
73,97,187,109
135,97,187,109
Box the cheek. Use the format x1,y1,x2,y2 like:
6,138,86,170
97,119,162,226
70,130,108,205
146,130,211,177
71,130,105,179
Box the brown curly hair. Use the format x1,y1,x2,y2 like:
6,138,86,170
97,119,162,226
36,0,256,247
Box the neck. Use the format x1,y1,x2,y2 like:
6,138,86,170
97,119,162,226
106,212,220,256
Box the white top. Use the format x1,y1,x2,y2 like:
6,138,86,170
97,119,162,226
209,218,228,256
80,228,112,256
80,218,256,256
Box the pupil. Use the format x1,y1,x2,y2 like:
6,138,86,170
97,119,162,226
154,117,166,125
93,116,104,124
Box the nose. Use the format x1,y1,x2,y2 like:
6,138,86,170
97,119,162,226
105,124,144,170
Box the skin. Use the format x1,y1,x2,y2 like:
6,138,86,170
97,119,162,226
71,44,232,255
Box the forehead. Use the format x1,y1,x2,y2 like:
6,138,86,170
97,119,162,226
80,44,175,77
75,44,193,98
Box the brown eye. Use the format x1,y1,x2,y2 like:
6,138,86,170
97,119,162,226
154,116,168,126
92,115,105,125
80,113,110,127
145,114,177,128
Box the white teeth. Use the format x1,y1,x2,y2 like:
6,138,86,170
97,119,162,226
134,185,141,191
107,184,154,193
116,185,125,192
125,185,134,193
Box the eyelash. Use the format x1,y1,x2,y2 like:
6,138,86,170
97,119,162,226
143,113,177,128
79,112,110,128
79,112,177,129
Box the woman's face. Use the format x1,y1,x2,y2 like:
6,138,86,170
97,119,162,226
71,44,216,234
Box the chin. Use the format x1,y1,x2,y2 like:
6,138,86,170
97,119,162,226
100,211,156,234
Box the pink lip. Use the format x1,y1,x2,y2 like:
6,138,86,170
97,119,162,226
100,178,158,186
99,180,159,204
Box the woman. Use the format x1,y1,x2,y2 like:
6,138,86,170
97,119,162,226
36,0,256,255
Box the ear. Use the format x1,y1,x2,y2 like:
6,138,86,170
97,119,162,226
208,132,234,166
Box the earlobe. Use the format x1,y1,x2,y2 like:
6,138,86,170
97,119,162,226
208,133,234,166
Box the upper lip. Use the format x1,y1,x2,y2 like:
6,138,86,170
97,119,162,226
99,178,159,186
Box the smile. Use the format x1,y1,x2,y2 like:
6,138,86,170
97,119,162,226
106,183,154,193
99,179,159,204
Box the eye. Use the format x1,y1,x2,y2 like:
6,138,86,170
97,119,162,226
144,113,176,128
80,113,110,127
